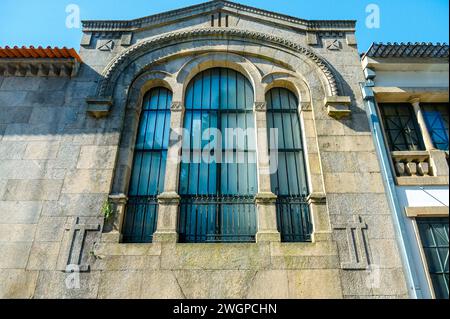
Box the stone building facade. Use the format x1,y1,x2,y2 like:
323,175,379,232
361,43,449,299
0,0,409,298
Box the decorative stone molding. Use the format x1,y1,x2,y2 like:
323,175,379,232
120,33,133,46
82,1,355,33
81,33,92,47
97,28,340,98
58,217,101,273
324,95,352,119
334,216,369,270
86,96,114,118
98,40,114,51
405,206,449,218
306,32,318,45
170,101,184,112
254,102,267,112
0,59,79,77
326,39,342,51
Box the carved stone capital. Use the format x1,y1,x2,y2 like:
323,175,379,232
254,102,267,112
255,192,277,205
158,192,181,205
108,193,128,205
170,101,183,112
307,192,327,205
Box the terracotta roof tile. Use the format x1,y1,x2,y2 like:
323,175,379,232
0,46,81,62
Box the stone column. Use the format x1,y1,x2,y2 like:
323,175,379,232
153,101,184,243
102,193,128,243
410,98,435,151
254,102,281,243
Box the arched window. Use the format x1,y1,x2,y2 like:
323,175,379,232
266,88,312,242
122,87,172,243
179,68,257,243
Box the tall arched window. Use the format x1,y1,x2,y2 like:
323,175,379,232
266,88,312,242
179,68,257,243
122,87,172,243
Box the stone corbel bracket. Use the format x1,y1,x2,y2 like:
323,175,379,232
86,96,114,118
325,96,352,119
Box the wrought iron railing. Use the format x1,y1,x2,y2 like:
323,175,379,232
276,196,312,242
178,195,257,243
122,196,158,243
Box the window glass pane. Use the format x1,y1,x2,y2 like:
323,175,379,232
379,103,425,151
266,88,311,243
180,68,257,243
124,87,172,243
422,103,449,150
417,218,449,299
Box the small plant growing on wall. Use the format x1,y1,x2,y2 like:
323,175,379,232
101,200,113,221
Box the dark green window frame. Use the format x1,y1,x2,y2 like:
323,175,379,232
266,88,312,242
178,68,258,243
417,217,449,299
122,87,172,243
379,103,425,151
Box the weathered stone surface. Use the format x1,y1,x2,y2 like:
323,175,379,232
0,201,42,224
98,271,143,299
42,194,105,217
0,269,38,299
2,179,63,201
246,270,289,299
173,270,257,299
0,224,36,242
62,170,113,194
34,217,67,242
287,270,343,298
0,141,27,159
160,244,270,270
27,242,61,270
0,242,33,268
34,271,100,299
77,146,118,169
23,141,60,160
141,270,185,299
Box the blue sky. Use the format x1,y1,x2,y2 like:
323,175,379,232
0,0,448,53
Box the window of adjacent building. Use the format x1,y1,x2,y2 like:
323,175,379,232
266,88,312,242
417,218,449,299
178,68,257,243
122,87,172,243
379,103,425,151
422,103,449,151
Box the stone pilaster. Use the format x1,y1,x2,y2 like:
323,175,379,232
152,192,180,243
254,102,281,242
102,193,128,243
307,192,332,242
255,192,281,243
152,101,185,243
